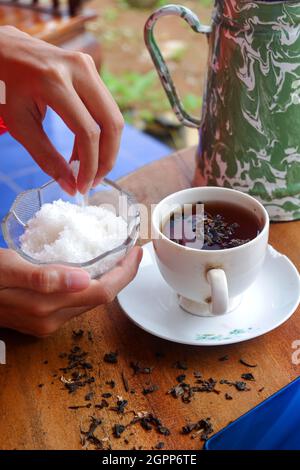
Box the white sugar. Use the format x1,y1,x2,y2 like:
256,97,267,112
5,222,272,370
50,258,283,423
70,160,88,207
20,199,127,264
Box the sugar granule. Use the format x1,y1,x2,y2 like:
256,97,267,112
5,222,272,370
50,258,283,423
20,199,128,264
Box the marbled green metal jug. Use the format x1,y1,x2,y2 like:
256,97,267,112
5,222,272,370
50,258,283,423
144,1,300,221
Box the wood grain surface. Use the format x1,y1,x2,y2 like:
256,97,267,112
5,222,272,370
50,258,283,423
0,147,299,450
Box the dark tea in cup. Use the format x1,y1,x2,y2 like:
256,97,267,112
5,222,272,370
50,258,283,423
162,201,263,250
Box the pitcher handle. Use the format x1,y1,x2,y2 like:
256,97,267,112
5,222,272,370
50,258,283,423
144,4,211,129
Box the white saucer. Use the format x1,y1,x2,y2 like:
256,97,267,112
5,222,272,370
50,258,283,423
118,242,300,346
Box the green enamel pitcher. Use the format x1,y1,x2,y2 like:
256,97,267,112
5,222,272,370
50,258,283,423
144,1,300,221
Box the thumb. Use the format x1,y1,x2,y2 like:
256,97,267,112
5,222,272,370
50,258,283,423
0,249,90,293
10,111,76,195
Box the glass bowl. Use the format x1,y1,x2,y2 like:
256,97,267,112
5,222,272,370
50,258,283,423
1,178,140,279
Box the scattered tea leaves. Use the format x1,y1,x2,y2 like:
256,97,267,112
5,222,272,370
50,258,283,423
182,418,213,441
155,441,165,449
225,393,233,400
220,379,250,391
174,361,188,370
59,345,95,394
241,373,255,381
61,375,95,394
193,371,202,379
121,371,129,392
104,351,118,364
235,381,249,391
132,413,170,436
106,380,116,389
69,403,92,410
111,399,128,414
80,417,105,450
72,329,84,339
53,330,264,450
239,358,257,368
130,362,153,375
84,392,94,401
143,384,159,395
113,424,126,438
194,378,217,393
219,355,229,362
95,399,109,409
176,374,186,383
168,377,218,403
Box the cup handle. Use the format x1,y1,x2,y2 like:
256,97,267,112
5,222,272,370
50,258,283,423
206,269,229,315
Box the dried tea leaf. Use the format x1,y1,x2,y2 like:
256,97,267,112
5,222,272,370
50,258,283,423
130,362,153,375
131,412,170,437
84,392,94,401
104,351,118,364
225,393,233,400
80,417,105,450
113,424,126,438
235,381,249,391
95,399,109,409
155,442,165,449
72,329,84,339
239,358,257,368
174,361,188,370
219,355,229,362
241,373,255,381
111,399,128,414
220,379,250,391
106,380,116,389
143,385,159,395
121,371,129,392
182,418,213,441
69,403,92,410
176,374,186,383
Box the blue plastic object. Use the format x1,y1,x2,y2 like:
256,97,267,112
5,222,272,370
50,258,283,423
204,377,300,450
0,108,171,247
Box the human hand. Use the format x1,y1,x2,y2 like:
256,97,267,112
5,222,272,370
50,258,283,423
0,246,142,336
0,26,124,194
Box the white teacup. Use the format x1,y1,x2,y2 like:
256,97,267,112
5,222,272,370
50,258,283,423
152,187,269,317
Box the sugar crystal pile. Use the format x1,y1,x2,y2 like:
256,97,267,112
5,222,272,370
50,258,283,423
20,200,128,264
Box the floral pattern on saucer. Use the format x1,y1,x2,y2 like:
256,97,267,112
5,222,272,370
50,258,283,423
195,328,254,342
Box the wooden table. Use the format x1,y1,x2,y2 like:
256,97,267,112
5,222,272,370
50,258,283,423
0,4,102,68
0,147,299,450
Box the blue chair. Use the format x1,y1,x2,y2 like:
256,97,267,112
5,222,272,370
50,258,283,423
0,108,171,247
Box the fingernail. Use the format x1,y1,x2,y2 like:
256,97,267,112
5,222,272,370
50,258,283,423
92,177,103,188
78,183,92,195
58,177,76,196
66,270,90,291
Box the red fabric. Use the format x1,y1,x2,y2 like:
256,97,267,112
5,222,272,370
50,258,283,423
0,116,7,135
